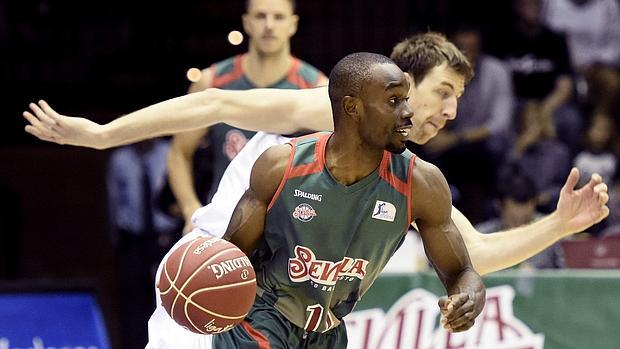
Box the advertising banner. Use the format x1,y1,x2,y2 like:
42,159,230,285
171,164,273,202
345,270,620,349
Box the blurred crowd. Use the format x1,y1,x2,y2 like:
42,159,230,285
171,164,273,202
105,0,620,277
421,0,620,260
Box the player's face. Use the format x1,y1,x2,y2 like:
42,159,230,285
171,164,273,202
243,0,298,55
359,63,413,154
406,63,465,145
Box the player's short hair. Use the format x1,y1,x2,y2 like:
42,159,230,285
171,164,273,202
245,0,296,12
328,52,395,122
390,32,474,85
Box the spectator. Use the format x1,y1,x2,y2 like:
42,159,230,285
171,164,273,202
492,0,582,152
477,171,564,269
106,139,181,349
574,114,617,185
424,25,515,222
499,101,571,213
543,0,620,116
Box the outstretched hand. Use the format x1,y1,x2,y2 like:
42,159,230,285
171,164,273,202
23,100,103,149
555,167,609,236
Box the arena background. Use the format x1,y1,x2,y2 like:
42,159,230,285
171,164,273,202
1,1,619,348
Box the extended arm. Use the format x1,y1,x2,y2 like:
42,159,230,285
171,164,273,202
23,87,333,149
167,128,208,233
167,69,213,234
222,144,290,256
454,168,609,275
411,158,485,332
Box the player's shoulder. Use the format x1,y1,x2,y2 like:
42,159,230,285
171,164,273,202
250,144,293,188
209,54,242,76
410,157,448,193
292,57,328,87
409,157,452,218
255,143,293,170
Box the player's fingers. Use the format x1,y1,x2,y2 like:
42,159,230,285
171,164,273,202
584,173,603,191
29,102,57,130
562,167,580,192
598,191,609,206
438,296,450,311
594,182,608,194
38,100,62,124
446,309,477,329
600,206,610,220
25,125,55,142
23,111,43,128
447,318,476,333
447,293,469,311
445,299,474,322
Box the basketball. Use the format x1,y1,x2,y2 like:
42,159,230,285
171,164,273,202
157,236,256,335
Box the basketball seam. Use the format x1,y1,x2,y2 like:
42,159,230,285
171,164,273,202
186,278,256,319
160,237,199,295
183,279,255,334
170,247,240,318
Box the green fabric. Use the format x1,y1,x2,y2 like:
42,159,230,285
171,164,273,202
351,270,620,349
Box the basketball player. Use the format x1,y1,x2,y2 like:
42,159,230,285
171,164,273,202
168,0,326,234
210,52,485,348
23,33,609,347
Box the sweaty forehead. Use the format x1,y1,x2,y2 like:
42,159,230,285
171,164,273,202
428,65,466,94
370,63,408,90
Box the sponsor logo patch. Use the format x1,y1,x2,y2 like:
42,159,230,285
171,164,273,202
293,203,317,222
371,200,396,222
294,189,323,202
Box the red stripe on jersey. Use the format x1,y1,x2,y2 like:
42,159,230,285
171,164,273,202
287,133,328,179
267,143,295,211
240,321,271,349
212,55,245,87
287,58,311,89
406,155,416,227
379,152,408,196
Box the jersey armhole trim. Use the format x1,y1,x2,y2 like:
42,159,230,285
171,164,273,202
267,142,296,212
406,154,417,230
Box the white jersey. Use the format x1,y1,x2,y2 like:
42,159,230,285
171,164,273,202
147,132,291,349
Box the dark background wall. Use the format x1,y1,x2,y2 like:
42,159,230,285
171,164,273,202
0,0,512,347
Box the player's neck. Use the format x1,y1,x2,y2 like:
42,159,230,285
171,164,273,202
243,46,293,87
324,132,384,186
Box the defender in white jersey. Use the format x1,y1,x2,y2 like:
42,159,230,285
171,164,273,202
147,132,288,349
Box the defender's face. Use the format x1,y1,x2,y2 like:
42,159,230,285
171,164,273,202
359,63,413,154
406,63,465,145
243,0,298,54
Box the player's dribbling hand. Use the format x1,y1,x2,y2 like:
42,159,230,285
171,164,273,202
23,100,104,149
438,292,478,332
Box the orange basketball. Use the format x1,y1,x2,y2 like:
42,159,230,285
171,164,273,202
157,236,256,334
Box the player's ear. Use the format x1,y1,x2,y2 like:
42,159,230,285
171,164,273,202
288,15,299,36
242,14,251,34
404,72,415,89
342,96,361,121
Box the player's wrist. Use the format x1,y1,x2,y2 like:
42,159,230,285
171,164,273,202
181,202,202,221
546,211,571,238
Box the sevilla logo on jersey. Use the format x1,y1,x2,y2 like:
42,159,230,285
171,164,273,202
288,245,368,286
292,203,317,222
